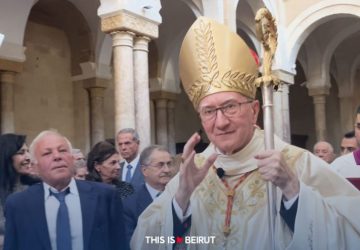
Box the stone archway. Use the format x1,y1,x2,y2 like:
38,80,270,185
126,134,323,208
286,0,360,68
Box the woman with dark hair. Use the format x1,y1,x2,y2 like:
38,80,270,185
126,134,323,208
86,141,133,198
0,133,40,241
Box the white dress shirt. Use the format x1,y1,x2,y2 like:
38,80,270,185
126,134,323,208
43,178,83,250
121,154,140,182
145,183,162,200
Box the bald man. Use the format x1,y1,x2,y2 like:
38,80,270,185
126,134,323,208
313,141,335,163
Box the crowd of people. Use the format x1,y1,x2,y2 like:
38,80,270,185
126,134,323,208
0,127,182,250
312,107,360,179
1,16,360,250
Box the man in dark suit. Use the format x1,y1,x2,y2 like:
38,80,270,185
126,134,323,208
116,128,144,188
4,130,129,250
123,145,172,242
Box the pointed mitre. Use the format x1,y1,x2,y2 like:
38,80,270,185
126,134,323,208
179,17,258,108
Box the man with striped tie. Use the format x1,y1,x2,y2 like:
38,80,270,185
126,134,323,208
4,130,129,250
117,128,144,189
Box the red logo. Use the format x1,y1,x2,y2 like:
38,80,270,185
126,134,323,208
176,236,183,244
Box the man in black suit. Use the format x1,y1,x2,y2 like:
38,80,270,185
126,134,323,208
4,130,129,250
116,128,144,188
123,145,172,242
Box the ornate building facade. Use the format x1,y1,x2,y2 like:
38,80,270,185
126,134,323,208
0,0,359,155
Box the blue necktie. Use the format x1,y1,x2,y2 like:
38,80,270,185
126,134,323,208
125,164,133,183
51,188,72,250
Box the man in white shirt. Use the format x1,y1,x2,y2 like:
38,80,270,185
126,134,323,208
4,130,128,250
116,128,144,188
332,106,360,177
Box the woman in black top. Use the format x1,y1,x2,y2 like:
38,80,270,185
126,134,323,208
86,141,134,198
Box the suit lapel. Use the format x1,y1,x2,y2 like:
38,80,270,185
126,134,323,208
119,162,125,181
138,184,153,214
131,161,143,186
29,183,52,250
77,181,97,250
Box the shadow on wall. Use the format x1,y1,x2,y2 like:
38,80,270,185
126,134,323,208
291,134,308,149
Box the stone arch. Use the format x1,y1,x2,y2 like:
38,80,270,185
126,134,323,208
236,0,263,58
350,54,360,93
320,21,360,90
290,60,316,149
159,0,197,92
0,0,38,62
97,34,112,66
29,0,94,75
180,0,203,17
149,40,159,79
286,0,360,67
237,25,260,54
160,32,186,92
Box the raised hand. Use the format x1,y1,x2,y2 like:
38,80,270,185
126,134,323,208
175,133,217,213
255,150,299,200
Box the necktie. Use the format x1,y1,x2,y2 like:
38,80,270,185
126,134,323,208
156,192,162,198
51,188,72,250
125,164,133,183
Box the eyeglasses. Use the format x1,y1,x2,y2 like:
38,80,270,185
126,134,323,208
199,100,253,121
145,161,174,170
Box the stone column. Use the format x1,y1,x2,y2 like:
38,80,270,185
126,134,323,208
309,87,329,141
0,71,16,133
223,0,237,32
313,95,327,141
112,31,136,133
155,99,168,147
151,91,178,151
167,100,176,155
338,93,355,133
83,79,108,146
99,7,161,138
134,36,151,150
272,70,294,143
150,100,156,144
281,84,291,143
273,86,284,140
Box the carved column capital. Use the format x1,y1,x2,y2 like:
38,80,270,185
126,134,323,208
82,77,109,90
101,10,159,39
134,36,150,52
111,31,135,47
307,86,330,97
0,70,17,83
151,91,178,101
0,59,23,73
155,98,168,109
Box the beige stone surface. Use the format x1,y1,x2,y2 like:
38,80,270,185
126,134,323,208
134,36,151,150
283,0,320,25
101,10,159,39
155,98,168,147
112,31,136,133
15,21,75,144
1,71,16,133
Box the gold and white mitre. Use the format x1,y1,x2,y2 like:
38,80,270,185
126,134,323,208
179,17,259,108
